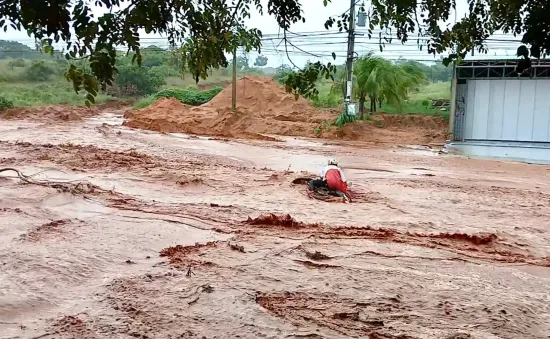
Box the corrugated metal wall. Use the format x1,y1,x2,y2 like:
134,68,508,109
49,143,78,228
463,79,550,142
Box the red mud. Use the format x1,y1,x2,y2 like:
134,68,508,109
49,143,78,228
49,315,97,339
159,241,218,267
123,76,446,144
243,213,548,266
246,213,320,228
0,105,99,122
5,141,161,172
2,111,550,338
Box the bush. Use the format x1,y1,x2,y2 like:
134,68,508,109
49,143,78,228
133,87,223,109
0,96,14,110
154,87,223,105
24,61,55,81
112,65,166,96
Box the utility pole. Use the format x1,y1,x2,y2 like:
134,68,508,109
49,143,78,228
344,0,357,114
232,46,237,112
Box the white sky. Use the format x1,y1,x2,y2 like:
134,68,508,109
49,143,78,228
2,0,523,68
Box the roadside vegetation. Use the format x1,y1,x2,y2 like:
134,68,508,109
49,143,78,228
309,55,451,120
0,40,451,121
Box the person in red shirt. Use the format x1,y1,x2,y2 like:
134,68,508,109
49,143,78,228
322,158,349,195
308,158,351,202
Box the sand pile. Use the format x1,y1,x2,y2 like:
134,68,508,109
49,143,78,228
124,76,447,143
0,105,99,122
123,76,335,139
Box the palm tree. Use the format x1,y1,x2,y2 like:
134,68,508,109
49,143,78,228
332,54,426,119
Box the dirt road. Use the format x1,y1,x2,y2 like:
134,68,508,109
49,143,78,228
1,112,550,339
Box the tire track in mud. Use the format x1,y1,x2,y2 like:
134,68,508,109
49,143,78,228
242,213,550,267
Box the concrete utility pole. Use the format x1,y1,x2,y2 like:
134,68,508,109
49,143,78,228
232,46,237,112
344,0,357,113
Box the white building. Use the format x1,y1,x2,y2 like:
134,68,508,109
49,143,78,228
448,57,550,163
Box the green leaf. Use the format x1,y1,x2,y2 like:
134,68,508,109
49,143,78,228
86,93,96,104
332,52,336,60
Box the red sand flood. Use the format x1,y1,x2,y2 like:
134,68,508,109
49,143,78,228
0,87,549,338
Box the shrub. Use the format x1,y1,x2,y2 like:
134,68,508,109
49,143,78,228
0,96,14,110
24,61,55,81
112,65,166,96
133,87,223,109
154,87,223,106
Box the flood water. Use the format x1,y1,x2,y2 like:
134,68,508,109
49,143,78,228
1,113,550,338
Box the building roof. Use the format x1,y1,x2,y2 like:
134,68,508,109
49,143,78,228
456,57,550,80
463,55,519,61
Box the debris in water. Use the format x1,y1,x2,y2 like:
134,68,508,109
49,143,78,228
411,231,498,245
160,242,218,267
305,250,331,260
246,213,320,228
228,243,245,253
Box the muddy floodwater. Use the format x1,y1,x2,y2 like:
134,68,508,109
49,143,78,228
1,113,550,339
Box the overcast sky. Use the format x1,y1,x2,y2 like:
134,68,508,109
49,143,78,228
3,0,523,68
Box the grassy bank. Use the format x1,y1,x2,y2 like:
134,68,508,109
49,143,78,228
311,80,451,119
0,81,113,107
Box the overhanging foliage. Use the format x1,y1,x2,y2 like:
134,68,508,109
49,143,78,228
0,0,546,105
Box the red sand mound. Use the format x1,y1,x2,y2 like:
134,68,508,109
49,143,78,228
124,76,447,144
0,105,99,122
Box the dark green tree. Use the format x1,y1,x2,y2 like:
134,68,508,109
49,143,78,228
254,55,268,67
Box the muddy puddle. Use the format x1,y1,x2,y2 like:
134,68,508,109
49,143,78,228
1,113,550,338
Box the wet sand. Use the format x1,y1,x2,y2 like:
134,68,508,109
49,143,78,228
1,114,550,339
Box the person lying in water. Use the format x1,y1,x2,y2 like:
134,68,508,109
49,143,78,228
308,158,350,200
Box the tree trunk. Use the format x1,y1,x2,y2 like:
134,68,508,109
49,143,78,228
358,97,365,119
370,96,376,113
378,99,382,109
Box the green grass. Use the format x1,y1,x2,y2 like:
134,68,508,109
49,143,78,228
380,101,449,119
0,80,113,107
133,96,158,109
408,81,451,101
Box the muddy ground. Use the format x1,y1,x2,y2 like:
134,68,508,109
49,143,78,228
1,111,550,339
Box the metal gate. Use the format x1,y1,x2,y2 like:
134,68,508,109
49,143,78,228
463,79,550,142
